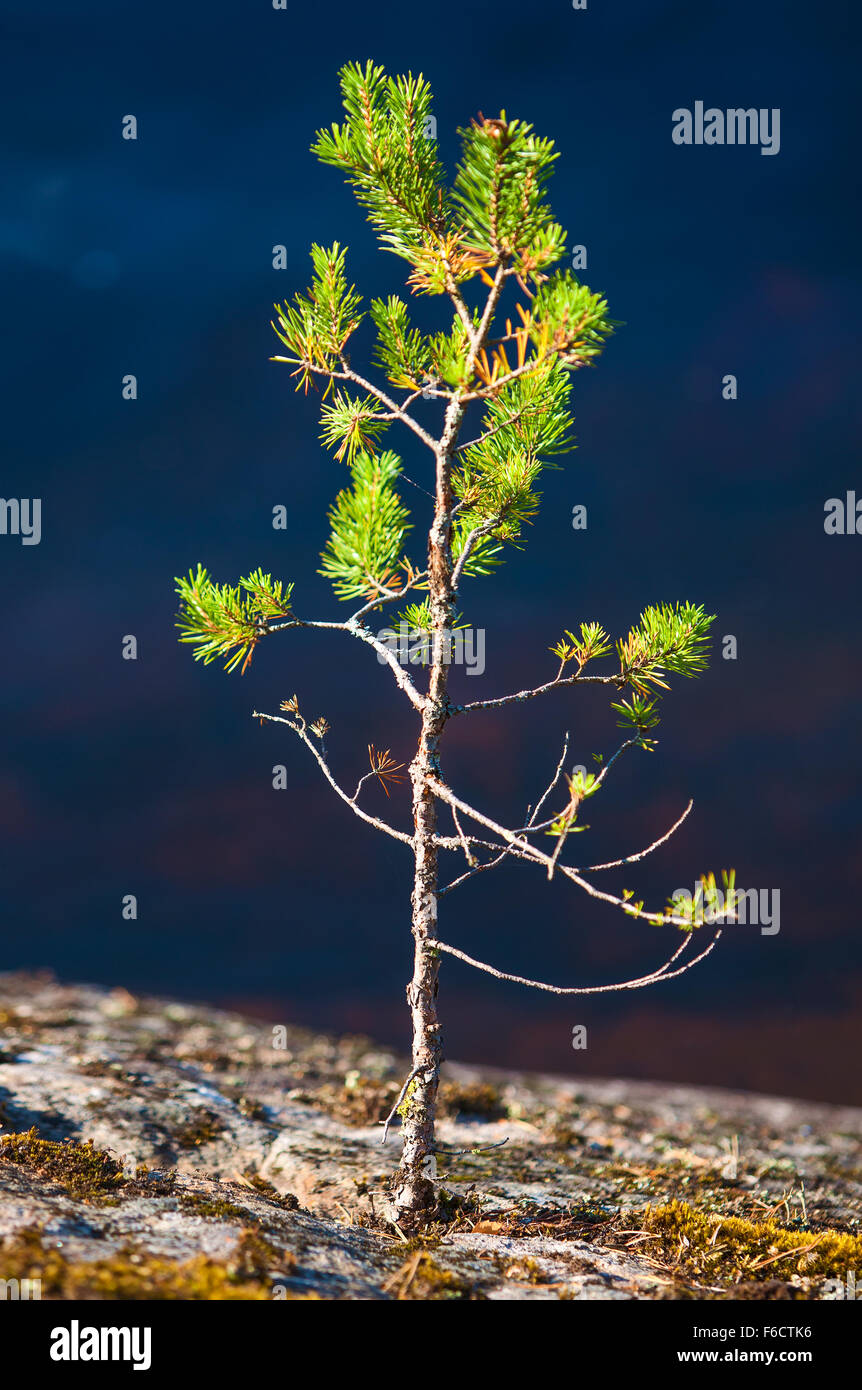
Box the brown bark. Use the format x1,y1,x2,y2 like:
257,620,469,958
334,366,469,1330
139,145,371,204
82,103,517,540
392,276,503,1222
391,402,463,1222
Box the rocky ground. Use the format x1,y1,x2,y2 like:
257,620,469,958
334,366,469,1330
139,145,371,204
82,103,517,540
0,971,859,1300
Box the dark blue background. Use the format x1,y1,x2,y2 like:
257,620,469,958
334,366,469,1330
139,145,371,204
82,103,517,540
2,0,860,1101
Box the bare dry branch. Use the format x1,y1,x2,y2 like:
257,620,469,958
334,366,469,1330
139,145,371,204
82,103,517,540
348,570,428,625
450,669,621,716
578,800,694,872
451,516,504,590
253,710,413,847
427,927,722,995
333,361,440,452
435,845,514,897
266,615,429,713
528,733,571,824
427,773,678,927
438,734,574,897
450,804,477,867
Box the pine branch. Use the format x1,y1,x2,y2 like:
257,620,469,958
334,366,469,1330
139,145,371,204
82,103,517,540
319,449,413,601
616,602,714,692
426,772,730,934
455,607,715,714
577,800,694,873
253,709,413,846
175,566,294,674
271,243,363,390
452,114,561,266
319,390,391,464
437,734,570,897
370,296,434,388
312,62,450,275
426,928,722,996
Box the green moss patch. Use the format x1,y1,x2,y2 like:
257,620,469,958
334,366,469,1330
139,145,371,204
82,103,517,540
171,1110,227,1148
382,1250,483,1300
242,1173,300,1209
0,1228,294,1300
468,1196,861,1296
438,1082,508,1121
632,1199,862,1289
178,1194,251,1221
0,1129,126,1203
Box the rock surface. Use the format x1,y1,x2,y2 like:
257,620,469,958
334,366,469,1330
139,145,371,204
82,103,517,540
0,972,859,1300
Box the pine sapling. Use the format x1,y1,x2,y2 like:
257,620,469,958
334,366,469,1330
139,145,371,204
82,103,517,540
176,61,731,1226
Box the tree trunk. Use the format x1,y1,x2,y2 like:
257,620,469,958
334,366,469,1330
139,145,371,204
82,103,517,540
390,725,444,1221
392,406,463,1224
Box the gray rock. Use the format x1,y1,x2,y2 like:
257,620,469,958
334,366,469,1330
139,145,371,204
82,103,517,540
0,972,858,1300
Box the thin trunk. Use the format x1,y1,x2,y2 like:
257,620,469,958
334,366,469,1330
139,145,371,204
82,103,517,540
392,402,464,1223
390,714,444,1220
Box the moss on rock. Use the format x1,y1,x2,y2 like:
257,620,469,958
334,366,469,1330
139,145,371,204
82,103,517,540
0,1228,280,1300
383,1250,483,1300
0,1129,126,1203
628,1199,862,1289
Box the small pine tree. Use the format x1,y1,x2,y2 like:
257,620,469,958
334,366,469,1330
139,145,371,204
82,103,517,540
176,61,730,1226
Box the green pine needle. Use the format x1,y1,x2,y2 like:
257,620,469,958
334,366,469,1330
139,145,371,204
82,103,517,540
319,450,413,601
618,602,715,693
271,242,363,387
175,565,294,674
